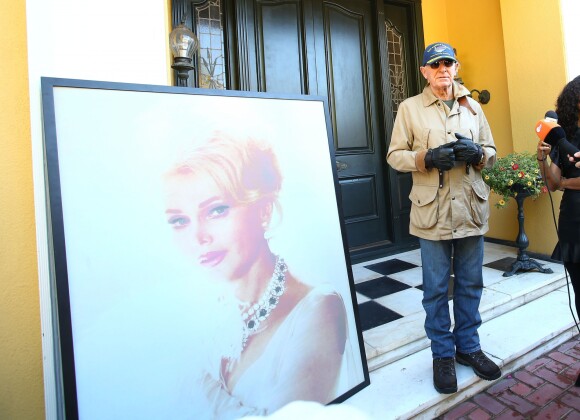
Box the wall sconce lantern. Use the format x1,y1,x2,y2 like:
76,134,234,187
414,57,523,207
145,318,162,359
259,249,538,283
470,89,491,105
169,20,199,87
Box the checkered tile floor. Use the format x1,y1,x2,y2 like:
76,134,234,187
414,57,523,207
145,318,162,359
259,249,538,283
353,244,552,332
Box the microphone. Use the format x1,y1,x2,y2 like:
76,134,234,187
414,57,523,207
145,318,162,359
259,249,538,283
535,111,580,161
545,110,558,122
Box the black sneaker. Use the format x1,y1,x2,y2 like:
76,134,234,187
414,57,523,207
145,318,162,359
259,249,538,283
433,357,457,394
456,350,501,380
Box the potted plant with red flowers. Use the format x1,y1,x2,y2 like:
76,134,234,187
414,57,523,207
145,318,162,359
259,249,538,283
482,151,547,208
482,151,552,276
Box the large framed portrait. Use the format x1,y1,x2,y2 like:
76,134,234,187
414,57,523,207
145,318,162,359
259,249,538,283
41,77,370,419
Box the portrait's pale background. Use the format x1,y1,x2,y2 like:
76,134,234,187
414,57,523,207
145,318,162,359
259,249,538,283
49,86,366,419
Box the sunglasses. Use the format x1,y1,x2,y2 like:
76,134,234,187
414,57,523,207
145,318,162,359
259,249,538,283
428,59,456,69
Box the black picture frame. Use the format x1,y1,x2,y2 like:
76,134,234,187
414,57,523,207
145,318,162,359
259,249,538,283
40,77,370,419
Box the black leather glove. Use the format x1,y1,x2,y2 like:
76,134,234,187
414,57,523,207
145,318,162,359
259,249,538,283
453,133,483,164
425,142,455,171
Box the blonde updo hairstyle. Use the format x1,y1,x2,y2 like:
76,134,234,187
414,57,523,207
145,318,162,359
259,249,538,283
168,132,283,212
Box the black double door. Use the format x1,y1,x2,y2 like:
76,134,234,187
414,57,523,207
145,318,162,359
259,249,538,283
193,0,424,260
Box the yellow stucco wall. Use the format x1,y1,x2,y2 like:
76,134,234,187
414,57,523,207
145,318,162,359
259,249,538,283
446,0,519,245
0,1,45,419
499,0,566,255
421,0,449,42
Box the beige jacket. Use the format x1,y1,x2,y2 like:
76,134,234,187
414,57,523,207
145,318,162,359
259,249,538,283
387,82,497,241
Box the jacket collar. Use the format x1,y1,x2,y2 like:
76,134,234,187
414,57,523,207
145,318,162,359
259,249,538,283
421,82,471,107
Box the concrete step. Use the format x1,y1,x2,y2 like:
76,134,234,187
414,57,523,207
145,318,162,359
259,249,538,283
345,284,579,419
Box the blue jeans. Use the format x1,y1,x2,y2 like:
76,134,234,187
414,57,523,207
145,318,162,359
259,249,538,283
419,236,484,358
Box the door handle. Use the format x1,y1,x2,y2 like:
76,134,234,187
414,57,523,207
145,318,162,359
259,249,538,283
336,160,348,172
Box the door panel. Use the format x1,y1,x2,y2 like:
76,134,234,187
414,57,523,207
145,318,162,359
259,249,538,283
324,4,371,151
340,177,378,222
316,0,391,250
255,1,307,93
233,0,320,95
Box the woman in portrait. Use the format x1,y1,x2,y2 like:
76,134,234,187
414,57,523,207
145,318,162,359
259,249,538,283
163,132,352,419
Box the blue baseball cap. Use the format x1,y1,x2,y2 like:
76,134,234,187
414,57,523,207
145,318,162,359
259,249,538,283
422,42,457,66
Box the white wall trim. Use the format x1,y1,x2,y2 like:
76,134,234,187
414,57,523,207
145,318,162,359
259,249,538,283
25,0,171,417
561,0,580,80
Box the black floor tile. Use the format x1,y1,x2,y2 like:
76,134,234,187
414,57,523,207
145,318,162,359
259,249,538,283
357,301,403,331
365,258,418,275
355,276,411,299
484,257,516,272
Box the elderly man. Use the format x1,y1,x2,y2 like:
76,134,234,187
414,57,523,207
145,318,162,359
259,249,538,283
387,42,501,394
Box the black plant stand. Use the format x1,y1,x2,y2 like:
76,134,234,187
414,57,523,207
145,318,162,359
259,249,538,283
503,190,554,277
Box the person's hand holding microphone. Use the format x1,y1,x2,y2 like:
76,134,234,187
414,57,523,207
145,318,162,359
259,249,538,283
535,111,580,162
537,139,551,163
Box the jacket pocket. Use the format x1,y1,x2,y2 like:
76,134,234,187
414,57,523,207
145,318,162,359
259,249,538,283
409,186,439,229
414,128,431,151
470,180,490,226
455,128,475,141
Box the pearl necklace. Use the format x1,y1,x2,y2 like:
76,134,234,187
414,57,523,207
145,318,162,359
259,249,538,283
240,256,287,349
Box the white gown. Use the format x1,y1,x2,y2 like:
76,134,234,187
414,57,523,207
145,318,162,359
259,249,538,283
203,285,359,420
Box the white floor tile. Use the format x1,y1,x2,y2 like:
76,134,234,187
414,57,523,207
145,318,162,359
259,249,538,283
486,267,565,298
482,266,508,287
356,292,370,304
478,287,512,314
375,288,424,317
388,267,423,287
352,265,385,284
390,249,422,266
